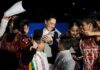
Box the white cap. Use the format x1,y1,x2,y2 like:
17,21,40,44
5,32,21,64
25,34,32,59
4,1,26,16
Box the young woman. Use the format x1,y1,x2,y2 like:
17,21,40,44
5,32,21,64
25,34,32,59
31,29,49,70
1,17,16,51
80,18,99,70
64,20,83,70
0,16,19,70
14,19,33,70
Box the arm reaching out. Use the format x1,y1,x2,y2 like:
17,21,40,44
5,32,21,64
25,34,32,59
84,31,100,36
0,0,26,38
0,16,10,37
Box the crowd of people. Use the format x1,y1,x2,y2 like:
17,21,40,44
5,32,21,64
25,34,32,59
0,0,100,70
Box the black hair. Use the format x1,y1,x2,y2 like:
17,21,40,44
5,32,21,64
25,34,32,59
81,18,95,25
32,29,42,42
4,18,17,42
82,18,97,29
5,19,14,33
59,35,72,50
68,20,80,30
94,17,100,28
45,14,56,21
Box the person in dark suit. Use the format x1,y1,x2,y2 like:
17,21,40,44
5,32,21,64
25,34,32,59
34,15,61,65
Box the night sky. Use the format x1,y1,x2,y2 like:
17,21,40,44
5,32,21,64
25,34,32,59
0,0,100,22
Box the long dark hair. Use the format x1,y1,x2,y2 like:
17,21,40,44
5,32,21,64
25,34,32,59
5,19,14,33
4,19,16,42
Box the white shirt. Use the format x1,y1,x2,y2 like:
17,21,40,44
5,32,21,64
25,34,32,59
55,50,75,70
55,50,73,62
42,28,61,38
32,51,49,70
43,28,50,36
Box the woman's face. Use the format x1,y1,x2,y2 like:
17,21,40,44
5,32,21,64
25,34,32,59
82,22,88,31
9,22,14,29
70,25,79,38
82,22,93,32
23,25,29,34
45,18,56,31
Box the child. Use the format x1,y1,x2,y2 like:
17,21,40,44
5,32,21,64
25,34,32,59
31,29,49,70
54,35,75,70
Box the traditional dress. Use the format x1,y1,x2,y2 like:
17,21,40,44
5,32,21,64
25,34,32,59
1,33,17,52
95,27,100,70
0,32,19,70
14,33,32,70
80,37,99,70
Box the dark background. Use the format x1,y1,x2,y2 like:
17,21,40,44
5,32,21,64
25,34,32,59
0,0,100,22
